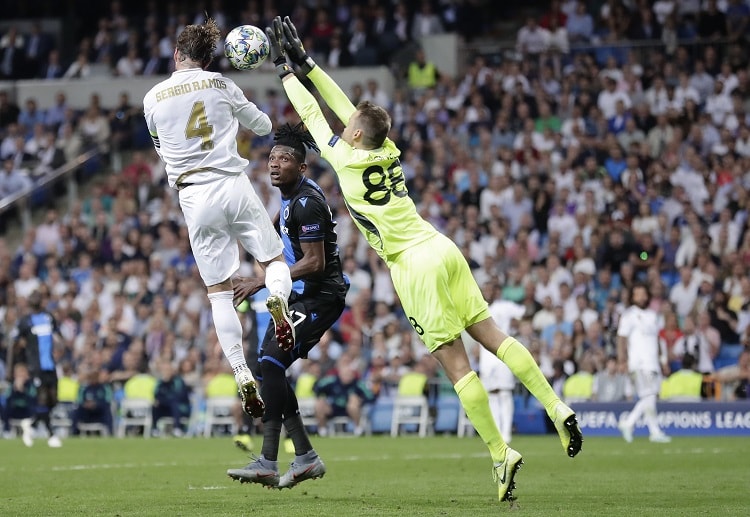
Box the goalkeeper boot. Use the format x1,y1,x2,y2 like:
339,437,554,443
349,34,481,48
266,294,295,351
227,455,279,487
236,370,265,418
493,447,523,503
278,452,326,489
551,402,583,457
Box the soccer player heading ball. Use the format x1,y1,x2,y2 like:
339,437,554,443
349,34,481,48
264,16,583,504
143,18,297,421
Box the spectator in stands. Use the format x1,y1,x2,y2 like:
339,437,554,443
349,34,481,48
63,51,92,79
516,16,548,62
23,21,55,79
661,352,705,400
714,349,750,399
151,359,191,436
72,367,114,435
0,158,32,199
77,105,111,156
592,355,632,402
566,1,594,43
115,46,143,77
0,90,20,130
0,27,25,80
313,355,374,436
725,0,750,43
1,363,36,445
411,0,445,40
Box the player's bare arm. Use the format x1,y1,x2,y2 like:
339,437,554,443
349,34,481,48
234,241,325,306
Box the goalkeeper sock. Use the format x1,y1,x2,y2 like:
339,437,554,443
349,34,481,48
497,336,560,415
455,371,507,464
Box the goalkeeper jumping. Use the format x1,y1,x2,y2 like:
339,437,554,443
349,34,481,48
265,16,583,504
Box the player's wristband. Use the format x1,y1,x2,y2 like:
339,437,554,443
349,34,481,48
300,56,316,75
274,58,293,79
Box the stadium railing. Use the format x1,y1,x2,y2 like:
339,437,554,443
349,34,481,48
463,36,737,68
0,149,99,235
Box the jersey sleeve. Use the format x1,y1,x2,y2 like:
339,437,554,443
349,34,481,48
292,196,328,242
282,75,351,170
142,94,162,158
306,66,357,126
616,311,632,338
226,79,271,135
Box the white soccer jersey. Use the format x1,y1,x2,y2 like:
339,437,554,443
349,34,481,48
143,68,271,188
617,305,667,373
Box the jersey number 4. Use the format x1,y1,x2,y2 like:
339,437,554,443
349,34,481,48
362,160,407,206
185,101,214,151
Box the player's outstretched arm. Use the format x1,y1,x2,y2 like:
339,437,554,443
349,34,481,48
266,19,337,161
282,17,356,125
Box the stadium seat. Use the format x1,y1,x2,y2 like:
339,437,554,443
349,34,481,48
202,373,238,437
295,373,318,433
367,397,394,434
77,422,110,436
714,344,744,371
202,396,237,437
433,395,460,434
390,373,431,437
116,374,157,438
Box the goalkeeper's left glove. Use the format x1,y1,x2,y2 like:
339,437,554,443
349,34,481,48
282,16,316,75
265,16,293,79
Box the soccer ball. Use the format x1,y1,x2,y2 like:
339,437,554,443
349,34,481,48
224,25,269,71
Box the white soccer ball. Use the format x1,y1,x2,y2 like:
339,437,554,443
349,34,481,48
224,25,270,71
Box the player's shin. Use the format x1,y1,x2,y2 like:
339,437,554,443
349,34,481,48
454,371,507,463
496,336,560,413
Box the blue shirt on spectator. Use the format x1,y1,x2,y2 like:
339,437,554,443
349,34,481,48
604,156,627,183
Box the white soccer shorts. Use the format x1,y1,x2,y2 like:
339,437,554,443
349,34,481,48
179,173,283,286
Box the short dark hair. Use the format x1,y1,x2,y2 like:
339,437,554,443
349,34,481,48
356,100,391,148
273,122,319,163
176,18,220,68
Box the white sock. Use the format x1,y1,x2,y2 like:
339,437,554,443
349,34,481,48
264,260,292,299
207,290,249,372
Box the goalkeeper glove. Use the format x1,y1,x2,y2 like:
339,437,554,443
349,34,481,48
265,17,293,79
282,16,316,75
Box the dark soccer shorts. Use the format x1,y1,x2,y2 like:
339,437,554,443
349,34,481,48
254,292,346,374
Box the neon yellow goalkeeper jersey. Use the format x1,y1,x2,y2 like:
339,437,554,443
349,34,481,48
283,67,436,260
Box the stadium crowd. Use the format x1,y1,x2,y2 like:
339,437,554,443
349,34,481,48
3,0,750,440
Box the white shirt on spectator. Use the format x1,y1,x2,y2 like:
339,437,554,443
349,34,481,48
689,71,714,102
516,25,548,55
14,277,40,299
705,93,734,127
669,278,700,318
547,211,579,249
675,84,700,107
597,89,631,119
535,281,560,306
645,86,669,115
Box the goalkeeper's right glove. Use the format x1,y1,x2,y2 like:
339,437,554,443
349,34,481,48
282,16,316,75
265,17,293,79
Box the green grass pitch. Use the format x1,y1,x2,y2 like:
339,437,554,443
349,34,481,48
1,434,748,516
